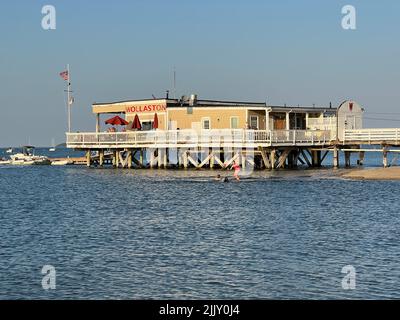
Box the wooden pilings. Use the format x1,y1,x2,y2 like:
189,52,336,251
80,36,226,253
84,145,399,170
333,147,339,168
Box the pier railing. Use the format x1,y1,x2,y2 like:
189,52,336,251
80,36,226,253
66,129,333,148
344,128,400,144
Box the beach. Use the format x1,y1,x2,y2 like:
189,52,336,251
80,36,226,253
343,166,400,180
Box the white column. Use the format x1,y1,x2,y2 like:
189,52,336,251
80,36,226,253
286,112,290,130
96,114,100,133
305,113,309,129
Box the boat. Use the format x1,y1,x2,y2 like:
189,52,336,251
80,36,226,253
0,157,10,165
6,148,13,154
51,159,71,166
49,138,56,152
9,146,51,166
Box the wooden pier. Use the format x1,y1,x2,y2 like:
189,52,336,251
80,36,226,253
65,128,400,169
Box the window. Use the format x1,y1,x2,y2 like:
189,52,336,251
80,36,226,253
142,121,153,131
230,117,239,129
250,116,259,129
202,117,211,129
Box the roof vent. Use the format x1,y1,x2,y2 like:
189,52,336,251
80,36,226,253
189,94,197,106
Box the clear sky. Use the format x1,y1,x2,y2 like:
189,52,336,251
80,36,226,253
0,0,399,146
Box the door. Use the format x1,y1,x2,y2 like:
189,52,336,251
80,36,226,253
274,118,286,130
344,115,356,130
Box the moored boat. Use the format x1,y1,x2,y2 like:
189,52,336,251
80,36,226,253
9,146,51,166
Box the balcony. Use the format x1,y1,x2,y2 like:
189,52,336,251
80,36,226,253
66,129,334,149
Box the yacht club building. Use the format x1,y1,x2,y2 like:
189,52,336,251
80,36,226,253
67,94,366,169
92,95,342,133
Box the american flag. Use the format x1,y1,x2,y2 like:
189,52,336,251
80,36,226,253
59,70,69,81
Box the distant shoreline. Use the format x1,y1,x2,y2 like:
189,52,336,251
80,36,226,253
342,167,400,180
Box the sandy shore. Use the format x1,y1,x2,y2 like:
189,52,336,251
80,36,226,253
342,167,400,180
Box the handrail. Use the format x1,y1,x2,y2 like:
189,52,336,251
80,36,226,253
344,128,400,143
66,129,333,147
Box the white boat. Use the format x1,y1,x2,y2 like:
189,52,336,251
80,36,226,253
9,146,51,166
51,160,71,166
6,148,13,154
49,138,56,152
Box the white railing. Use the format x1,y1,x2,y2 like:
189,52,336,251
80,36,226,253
66,129,333,147
344,128,400,144
307,117,336,131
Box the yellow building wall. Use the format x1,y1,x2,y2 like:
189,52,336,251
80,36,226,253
168,108,247,129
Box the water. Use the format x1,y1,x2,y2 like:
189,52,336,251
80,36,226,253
1,148,400,299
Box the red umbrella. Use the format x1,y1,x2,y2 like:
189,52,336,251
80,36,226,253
152,113,159,129
132,114,142,130
105,115,129,126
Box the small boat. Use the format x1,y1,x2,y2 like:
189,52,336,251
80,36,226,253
9,146,51,166
51,160,71,166
6,148,13,154
49,138,56,152
0,157,10,165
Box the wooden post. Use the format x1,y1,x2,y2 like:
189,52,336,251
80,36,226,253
270,149,276,169
358,151,365,166
301,149,312,167
127,150,132,169
333,147,339,168
293,150,299,168
177,149,182,168
210,150,215,169
99,149,104,167
344,151,351,167
86,150,91,167
287,151,294,168
260,149,271,169
112,150,117,167
115,150,120,168
158,149,162,168
163,149,168,168
183,151,188,169
311,150,321,167
139,149,144,167
150,149,155,169
383,147,388,168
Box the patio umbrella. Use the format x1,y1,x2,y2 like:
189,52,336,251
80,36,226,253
132,114,142,130
152,113,159,129
105,115,129,126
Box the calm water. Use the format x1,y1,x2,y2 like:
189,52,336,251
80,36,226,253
1,148,400,299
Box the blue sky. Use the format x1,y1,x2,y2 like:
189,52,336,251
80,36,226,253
0,0,400,146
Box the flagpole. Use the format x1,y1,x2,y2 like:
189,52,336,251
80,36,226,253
67,64,71,133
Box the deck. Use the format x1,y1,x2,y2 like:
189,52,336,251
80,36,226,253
66,129,334,149
344,128,400,145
